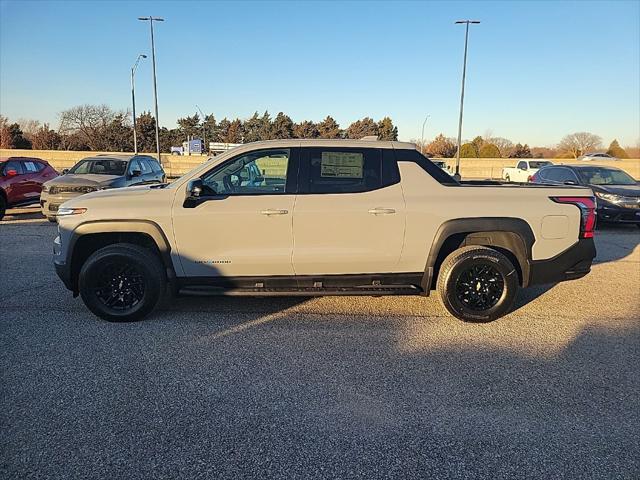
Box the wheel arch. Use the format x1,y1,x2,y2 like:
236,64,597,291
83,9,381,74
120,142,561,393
421,217,535,292
66,220,175,294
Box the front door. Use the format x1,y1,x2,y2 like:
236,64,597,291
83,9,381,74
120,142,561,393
173,148,297,277
292,147,405,275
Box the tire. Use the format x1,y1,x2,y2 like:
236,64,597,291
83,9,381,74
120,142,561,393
78,243,165,322
47,216,57,223
437,246,519,322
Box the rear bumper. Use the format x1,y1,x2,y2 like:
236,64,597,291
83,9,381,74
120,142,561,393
528,238,596,286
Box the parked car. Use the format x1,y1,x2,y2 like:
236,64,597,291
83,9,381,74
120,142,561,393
531,164,640,227
578,153,618,161
432,160,451,173
0,157,58,220
41,154,165,221
53,139,597,323
502,160,553,182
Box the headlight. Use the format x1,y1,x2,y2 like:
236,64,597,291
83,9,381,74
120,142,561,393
42,185,50,193
56,207,87,216
594,191,622,203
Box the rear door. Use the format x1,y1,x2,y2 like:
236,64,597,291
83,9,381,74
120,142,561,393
2,160,27,204
20,160,44,201
292,147,405,275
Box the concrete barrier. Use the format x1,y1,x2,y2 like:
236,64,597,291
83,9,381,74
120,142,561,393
2,149,639,180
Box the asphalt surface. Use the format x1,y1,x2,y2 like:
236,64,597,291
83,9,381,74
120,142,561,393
1,207,639,479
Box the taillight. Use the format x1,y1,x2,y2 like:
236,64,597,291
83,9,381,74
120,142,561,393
530,173,539,183
527,175,533,182
551,196,596,238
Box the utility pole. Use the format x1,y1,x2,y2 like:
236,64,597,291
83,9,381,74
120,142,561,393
138,16,164,164
454,20,480,180
421,115,431,153
195,104,207,155
130,54,146,154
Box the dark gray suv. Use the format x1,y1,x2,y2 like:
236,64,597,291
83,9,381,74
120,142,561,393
40,154,165,221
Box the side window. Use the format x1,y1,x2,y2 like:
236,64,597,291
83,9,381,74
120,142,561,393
138,158,153,175
300,148,381,194
22,161,40,173
3,160,24,175
34,161,46,172
202,149,290,195
517,161,527,170
128,159,141,174
556,168,578,183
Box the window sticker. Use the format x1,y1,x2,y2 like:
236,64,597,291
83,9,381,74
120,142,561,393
320,152,363,178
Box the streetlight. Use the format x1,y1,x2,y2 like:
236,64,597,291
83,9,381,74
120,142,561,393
195,104,207,154
454,20,480,180
138,16,164,165
421,114,431,153
130,54,146,154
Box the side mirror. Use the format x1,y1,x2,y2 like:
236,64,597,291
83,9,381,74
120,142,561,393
130,169,142,178
62,169,69,174
187,178,204,198
6,169,18,177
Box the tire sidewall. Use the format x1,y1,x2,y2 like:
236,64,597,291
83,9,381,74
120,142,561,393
79,248,162,322
441,251,518,322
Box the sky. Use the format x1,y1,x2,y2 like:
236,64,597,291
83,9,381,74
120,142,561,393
1,0,639,147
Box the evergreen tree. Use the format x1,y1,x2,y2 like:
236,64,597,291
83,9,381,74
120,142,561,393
459,142,477,158
293,121,319,138
479,143,500,158
258,111,273,140
2,123,32,149
346,117,378,139
271,112,294,139
377,117,398,141
606,139,629,159
317,116,342,139
425,134,457,158
510,143,533,158
243,112,262,142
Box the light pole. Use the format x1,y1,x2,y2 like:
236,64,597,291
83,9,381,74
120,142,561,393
138,16,164,165
421,114,431,153
130,54,146,154
195,104,207,154
454,20,480,180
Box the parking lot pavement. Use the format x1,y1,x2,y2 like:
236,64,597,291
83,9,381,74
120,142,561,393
1,214,639,480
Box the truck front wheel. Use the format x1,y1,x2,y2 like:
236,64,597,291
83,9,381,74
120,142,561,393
437,246,518,322
78,243,165,322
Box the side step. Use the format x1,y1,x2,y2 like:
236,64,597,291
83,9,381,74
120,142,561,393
179,285,421,297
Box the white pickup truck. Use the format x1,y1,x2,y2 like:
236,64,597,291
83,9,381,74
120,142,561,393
502,160,553,183
52,139,596,323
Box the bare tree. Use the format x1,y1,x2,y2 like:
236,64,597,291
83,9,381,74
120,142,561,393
488,137,514,158
58,104,123,150
558,132,602,158
16,118,41,140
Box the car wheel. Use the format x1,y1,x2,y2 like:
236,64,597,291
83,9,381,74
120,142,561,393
0,195,6,221
79,243,165,322
437,246,519,322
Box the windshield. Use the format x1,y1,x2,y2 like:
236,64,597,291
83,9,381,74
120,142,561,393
577,167,637,186
69,159,127,175
529,161,552,169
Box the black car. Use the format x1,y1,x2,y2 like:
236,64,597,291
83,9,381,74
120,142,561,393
531,164,640,227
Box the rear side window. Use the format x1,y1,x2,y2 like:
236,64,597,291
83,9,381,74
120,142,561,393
2,160,24,175
299,148,382,194
147,158,163,173
22,161,41,173
393,149,459,185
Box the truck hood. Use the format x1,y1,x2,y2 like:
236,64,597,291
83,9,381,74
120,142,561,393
590,184,640,196
46,174,120,187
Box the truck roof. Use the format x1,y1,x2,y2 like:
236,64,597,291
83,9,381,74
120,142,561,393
233,139,417,150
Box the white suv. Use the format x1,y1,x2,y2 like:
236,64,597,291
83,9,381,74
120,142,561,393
53,139,597,323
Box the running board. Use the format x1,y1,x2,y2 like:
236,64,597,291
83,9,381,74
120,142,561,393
179,285,421,297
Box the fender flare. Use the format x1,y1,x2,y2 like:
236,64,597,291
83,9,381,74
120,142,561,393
421,217,536,292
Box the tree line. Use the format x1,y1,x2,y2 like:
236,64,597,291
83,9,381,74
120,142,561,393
417,132,634,159
1,106,636,159
0,105,398,153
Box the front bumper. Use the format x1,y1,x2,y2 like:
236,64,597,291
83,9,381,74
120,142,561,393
40,191,83,217
597,203,640,224
528,237,596,286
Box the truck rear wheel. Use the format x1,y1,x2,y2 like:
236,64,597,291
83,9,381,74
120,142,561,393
78,243,165,322
437,246,518,322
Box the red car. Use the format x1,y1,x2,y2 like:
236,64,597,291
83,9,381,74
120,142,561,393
0,157,59,220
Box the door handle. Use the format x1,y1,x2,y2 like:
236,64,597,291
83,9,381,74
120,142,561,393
260,209,289,216
368,207,396,215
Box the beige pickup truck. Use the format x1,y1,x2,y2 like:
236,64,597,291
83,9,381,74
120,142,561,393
52,139,596,323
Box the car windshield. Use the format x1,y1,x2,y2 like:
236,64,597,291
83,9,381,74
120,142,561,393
577,167,637,185
69,159,127,175
529,161,552,168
